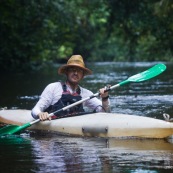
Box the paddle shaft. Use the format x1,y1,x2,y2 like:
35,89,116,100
30,63,167,125
30,82,124,125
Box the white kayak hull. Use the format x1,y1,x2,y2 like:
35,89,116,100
0,109,173,139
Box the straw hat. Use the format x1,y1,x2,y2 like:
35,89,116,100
58,55,92,76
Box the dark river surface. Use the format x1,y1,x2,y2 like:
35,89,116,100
1,62,173,173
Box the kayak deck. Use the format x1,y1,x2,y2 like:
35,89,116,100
0,109,173,138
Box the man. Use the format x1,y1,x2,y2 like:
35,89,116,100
31,55,110,121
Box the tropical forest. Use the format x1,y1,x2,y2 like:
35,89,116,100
0,0,173,72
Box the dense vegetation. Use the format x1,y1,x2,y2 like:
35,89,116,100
0,0,173,71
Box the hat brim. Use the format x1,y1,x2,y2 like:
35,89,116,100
58,65,92,76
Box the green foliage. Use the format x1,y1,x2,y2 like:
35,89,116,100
0,0,173,72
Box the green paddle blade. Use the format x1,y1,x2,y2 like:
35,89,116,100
128,64,166,82
119,64,166,86
0,123,31,136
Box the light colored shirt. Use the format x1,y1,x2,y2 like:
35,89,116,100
31,82,110,119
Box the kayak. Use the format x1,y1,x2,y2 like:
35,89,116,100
0,109,173,139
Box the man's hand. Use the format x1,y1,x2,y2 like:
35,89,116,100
99,88,109,99
99,85,111,101
38,112,51,121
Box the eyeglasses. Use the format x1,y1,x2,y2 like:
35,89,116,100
68,67,83,73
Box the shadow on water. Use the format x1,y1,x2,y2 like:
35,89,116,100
1,62,173,172
0,135,30,145
0,135,34,173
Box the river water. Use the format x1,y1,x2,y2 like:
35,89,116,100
0,62,173,173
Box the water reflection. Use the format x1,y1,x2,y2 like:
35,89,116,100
25,136,173,172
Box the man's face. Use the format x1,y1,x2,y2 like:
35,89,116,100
66,67,84,84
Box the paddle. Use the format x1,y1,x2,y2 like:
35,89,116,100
0,63,166,136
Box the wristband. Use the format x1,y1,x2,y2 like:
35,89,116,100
102,95,109,101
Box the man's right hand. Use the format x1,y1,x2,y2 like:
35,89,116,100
38,112,51,121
